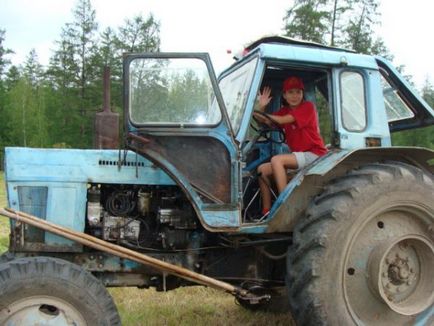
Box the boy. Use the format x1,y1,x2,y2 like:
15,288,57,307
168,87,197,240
254,77,327,216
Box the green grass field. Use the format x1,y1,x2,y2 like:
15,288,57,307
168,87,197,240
0,172,294,325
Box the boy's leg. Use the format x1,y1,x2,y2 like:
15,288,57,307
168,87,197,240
257,162,273,213
270,153,298,193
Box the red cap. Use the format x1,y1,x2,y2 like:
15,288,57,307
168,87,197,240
283,77,304,92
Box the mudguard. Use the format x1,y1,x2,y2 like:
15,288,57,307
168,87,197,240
263,147,434,233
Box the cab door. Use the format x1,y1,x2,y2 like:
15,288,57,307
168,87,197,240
123,53,240,228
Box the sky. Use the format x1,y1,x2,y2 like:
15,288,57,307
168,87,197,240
1,0,433,89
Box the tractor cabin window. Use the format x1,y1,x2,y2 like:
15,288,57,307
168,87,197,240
129,57,221,126
380,74,415,122
340,71,367,131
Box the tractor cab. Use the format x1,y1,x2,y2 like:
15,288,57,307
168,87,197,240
123,37,434,231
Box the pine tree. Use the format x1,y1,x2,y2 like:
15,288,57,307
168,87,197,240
282,0,392,58
4,50,48,148
94,14,161,116
94,27,122,111
117,14,161,53
0,29,14,155
47,0,99,148
340,0,392,58
329,0,354,46
283,0,330,44
0,29,13,80
47,31,81,148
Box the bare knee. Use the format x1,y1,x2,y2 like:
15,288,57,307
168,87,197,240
271,153,298,170
258,163,271,176
270,155,285,169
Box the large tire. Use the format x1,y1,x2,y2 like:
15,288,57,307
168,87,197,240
0,256,121,325
287,162,434,325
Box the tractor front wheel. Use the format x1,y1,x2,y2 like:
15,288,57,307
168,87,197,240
287,162,434,325
0,256,121,325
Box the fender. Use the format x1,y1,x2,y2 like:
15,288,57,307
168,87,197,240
265,147,434,233
307,146,434,176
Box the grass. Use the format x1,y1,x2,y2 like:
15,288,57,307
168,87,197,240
0,172,294,325
110,287,295,325
0,172,9,253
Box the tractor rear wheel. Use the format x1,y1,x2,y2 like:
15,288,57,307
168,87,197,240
287,162,434,325
0,256,121,325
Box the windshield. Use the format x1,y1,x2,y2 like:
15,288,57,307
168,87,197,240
218,58,258,133
129,57,221,126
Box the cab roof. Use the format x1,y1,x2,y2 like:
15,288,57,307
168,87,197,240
244,35,354,53
232,35,378,71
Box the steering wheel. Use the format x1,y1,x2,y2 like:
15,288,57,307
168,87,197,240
251,110,285,144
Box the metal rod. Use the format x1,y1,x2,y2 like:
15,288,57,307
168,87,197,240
103,66,111,113
0,208,247,296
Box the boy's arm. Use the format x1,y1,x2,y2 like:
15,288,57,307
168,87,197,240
268,113,295,125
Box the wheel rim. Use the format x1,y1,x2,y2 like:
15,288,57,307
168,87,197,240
369,235,434,315
3,295,87,326
343,204,434,325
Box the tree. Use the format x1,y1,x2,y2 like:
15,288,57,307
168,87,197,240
95,14,161,117
282,0,392,58
391,79,434,149
0,29,13,80
69,0,99,147
69,0,99,101
421,78,434,107
22,49,45,86
329,0,353,46
167,70,209,122
419,79,434,149
3,65,21,91
117,14,161,53
283,0,330,44
94,27,122,111
3,50,48,148
340,0,392,58
47,0,99,148
0,29,14,153
3,4,162,150
98,27,119,69
46,31,82,148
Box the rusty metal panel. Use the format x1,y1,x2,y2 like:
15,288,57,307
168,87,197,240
94,67,119,149
130,134,232,203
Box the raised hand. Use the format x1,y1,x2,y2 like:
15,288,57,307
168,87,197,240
257,86,272,111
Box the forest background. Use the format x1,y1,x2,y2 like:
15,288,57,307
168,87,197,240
0,0,433,159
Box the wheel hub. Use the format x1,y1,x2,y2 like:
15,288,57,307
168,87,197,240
369,235,434,315
3,296,87,326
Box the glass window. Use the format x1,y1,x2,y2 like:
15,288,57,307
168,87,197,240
341,71,366,131
380,74,414,122
129,57,221,126
218,58,258,133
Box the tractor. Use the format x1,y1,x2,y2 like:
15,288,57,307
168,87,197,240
0,36,433,325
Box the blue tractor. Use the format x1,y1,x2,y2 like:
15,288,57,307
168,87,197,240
1,37,433,325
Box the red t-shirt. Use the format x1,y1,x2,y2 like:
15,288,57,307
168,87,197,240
273,101,327,156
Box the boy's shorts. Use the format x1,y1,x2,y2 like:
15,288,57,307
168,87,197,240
293,152,319,168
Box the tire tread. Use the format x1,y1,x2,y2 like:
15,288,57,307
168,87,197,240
286,162,434,326
0,256,121,325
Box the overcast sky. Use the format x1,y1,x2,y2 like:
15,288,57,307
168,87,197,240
1,0,433,89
